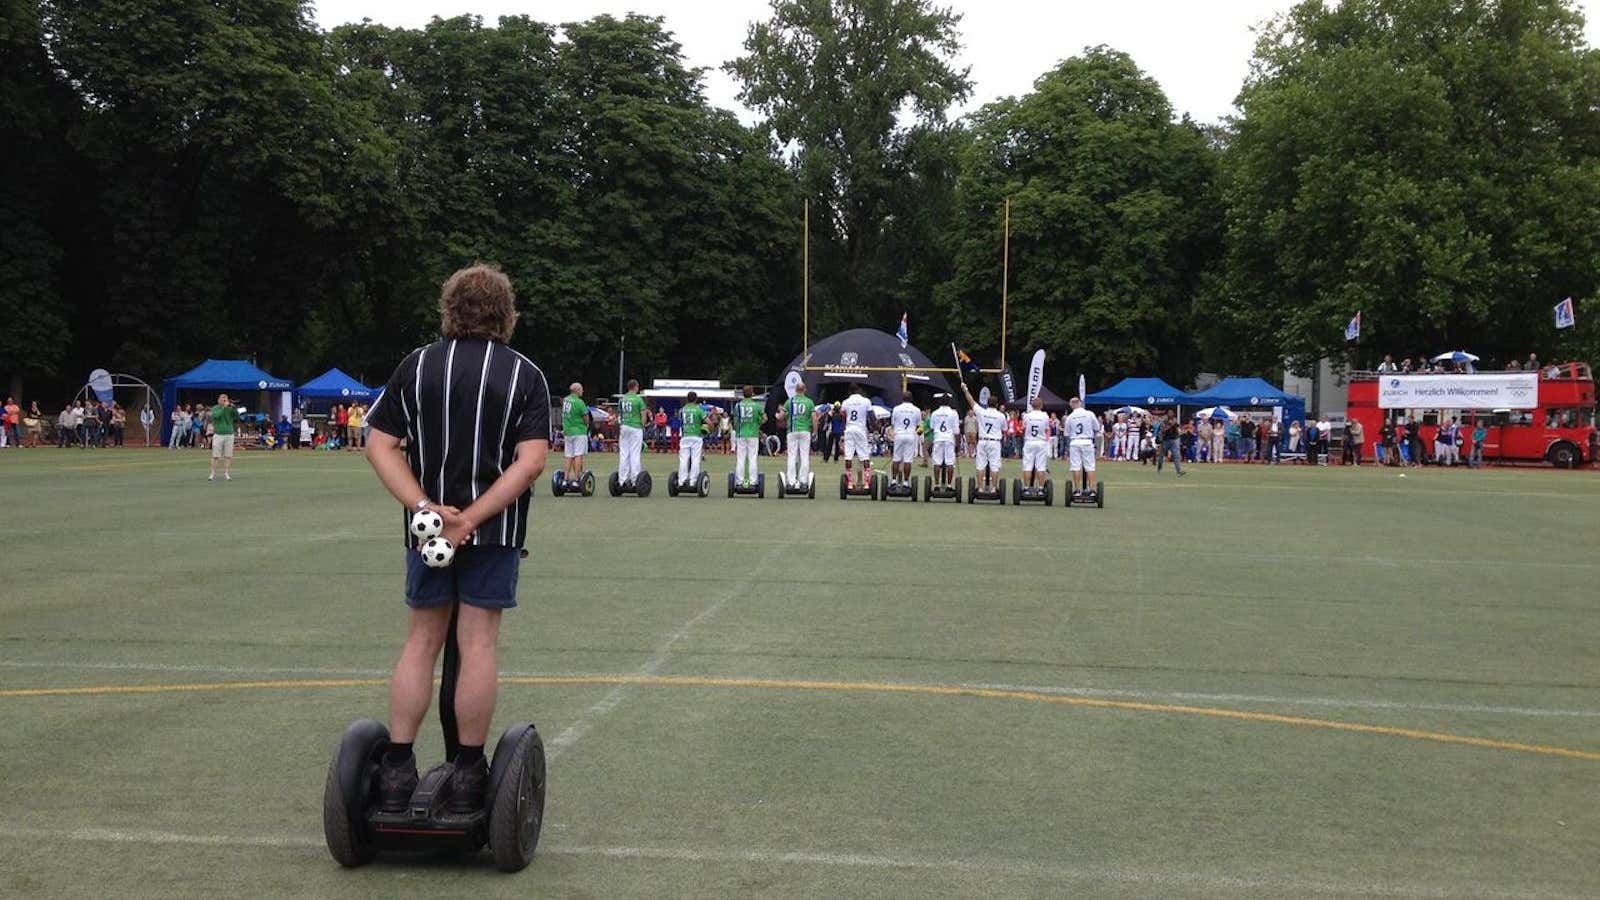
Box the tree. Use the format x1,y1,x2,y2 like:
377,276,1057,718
935,48,1221,386
1207,0,1600,373
727,0,971,334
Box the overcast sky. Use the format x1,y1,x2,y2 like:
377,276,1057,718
312,0,1600,125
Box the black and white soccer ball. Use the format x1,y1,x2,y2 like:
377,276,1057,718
420,536,454,568
410,508,444,540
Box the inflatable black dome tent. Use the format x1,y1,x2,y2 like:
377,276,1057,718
776,329,957,407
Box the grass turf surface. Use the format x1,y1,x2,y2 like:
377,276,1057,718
1,447,1597,898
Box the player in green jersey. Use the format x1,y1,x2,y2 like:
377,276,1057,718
675,391,716,489
560,383,590,485
617,378,648,487
776,379,818,487
731,385,765,487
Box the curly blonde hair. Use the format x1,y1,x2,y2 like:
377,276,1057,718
439,264,517,343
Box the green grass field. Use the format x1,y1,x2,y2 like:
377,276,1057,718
2,447,1597,898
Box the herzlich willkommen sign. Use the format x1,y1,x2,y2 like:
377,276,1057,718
1377,373,1539,410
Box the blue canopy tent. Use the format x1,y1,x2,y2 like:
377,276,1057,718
297,368,374,411
1182,377,1306,451
161,359,294,446
1083,377,1188,407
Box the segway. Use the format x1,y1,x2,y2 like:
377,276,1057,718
667,472,711,497
550,470,596,497
1064,478,1106,508
839,471,883,500
923,474,962,502
967,475,1005,504
1012,476,1054,506
727,472,766,498
324,603,546,872
608,471,652,497
777,472,816,499
880,476,918,501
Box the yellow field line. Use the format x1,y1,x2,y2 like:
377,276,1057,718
4,673,1595,762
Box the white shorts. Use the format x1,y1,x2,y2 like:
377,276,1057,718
931,441,955,466
843,429,870,461
1069,440,1096,472
1022,439,1048,472
211,434,235,459
564,434,587,458
893,436,919,463
974,438,1001,472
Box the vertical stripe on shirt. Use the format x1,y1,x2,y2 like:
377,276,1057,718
496,358,521,546
469,343,493,545
413,346,428,491
439,340,457,503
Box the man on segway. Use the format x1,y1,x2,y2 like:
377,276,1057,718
616,379,648,489
958,380,1005,494
732,385,765,489
364,264,551,815
1063,396,1102,499
560,383,590,487
776,379,818,489
675,391,713,492
928,397,960,493
1020,395,1051,490
888,396,922,491
840,385,874,490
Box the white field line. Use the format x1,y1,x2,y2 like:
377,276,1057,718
0,825,1577,899
3,660,1596,719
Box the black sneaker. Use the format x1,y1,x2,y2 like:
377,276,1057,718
376,755,418,813
447,758,489,814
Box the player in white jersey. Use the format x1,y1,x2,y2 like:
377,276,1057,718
958,380,1006,492
1111,416,1127,459
839,386,875,490
1020,396,1051,488
888,399,922,487
1062,397,1103,495
927,401,960,489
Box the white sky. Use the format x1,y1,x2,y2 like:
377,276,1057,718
312,0,1600,125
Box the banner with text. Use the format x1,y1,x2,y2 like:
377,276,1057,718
1377,373,1538,409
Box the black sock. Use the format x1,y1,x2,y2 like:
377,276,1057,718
383,742,413,766
456,744,484,765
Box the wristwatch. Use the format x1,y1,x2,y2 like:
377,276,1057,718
414,498,432,512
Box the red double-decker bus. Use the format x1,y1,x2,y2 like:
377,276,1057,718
1346,362,1597,468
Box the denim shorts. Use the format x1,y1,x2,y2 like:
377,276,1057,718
404,545,521,610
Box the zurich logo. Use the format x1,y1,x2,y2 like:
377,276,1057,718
1250,396,1259,405
1389,379,1401,388
340,388,350,396
839,352,859,367
1146,396,1155,404
257,380,267,389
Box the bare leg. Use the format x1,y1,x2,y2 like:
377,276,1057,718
388,606,452,742
452,605,503,746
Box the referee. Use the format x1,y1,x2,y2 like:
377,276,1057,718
364,263,551,815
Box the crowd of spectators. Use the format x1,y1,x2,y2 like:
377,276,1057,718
1374,351,1564,378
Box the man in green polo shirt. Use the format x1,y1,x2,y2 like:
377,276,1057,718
617,379,648,487
731,385,765,487
208,393,240,482
560,382,590,485
777,380,817,487
676,391,712,488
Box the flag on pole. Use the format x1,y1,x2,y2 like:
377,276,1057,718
896,313,909,349
1554,297,1575,329
1344,311,1361,342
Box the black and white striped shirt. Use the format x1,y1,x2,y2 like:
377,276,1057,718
367,338,551,548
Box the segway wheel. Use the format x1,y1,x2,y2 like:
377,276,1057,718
757,473,766,499
995,478,1006,504
1011,479,1021,506
636,471,652,497
728,473,737,498
698,473,710,497
1096,480,1105,508
1044,478,1054,507
581,471,595,497
807,475,816,499
487,724,546,873
322,718,388,868
966,476,975,504
551,471,565,495
608,472,622,497
909,477,918,502
923,476,931,502
839,473,848,500
954,478,963,503
667,473,680,497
